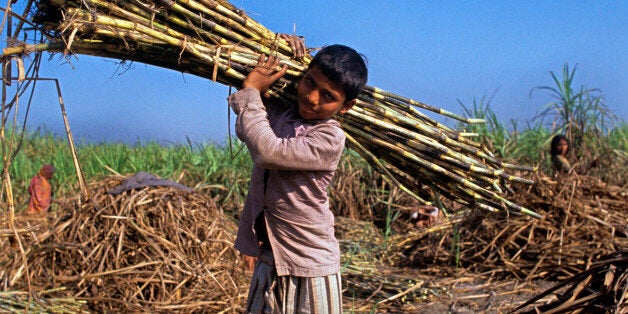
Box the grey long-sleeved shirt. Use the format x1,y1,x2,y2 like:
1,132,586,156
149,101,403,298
230,88,344,277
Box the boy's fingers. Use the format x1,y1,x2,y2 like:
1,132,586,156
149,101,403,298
268,55,280,65
264,55,273,67
257,54,281,70
278,33,306,58
262,65,287,98
245,54,286,93
271,56,281,68
271,65,288,80
294,40,305,58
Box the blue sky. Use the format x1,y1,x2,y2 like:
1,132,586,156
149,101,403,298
5,1,627,145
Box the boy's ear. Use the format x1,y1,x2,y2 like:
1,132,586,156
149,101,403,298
338,99,357,114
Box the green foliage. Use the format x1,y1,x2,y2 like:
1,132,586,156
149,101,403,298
459,63,625,174
1,129,252,214
507,121,552,166
2,63,625,218
532,63,621,158
458,92,511,158
607,122,628,152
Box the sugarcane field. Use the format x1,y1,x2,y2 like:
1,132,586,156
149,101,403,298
1,0,627,313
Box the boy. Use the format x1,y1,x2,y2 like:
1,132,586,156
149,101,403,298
229,44,368,313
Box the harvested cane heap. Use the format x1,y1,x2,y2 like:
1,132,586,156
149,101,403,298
1,176,248,312
3,0,539,218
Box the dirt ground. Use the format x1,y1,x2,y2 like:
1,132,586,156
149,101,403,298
408,276,557,313
338,264,562,313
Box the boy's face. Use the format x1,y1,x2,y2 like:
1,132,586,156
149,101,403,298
296,66,356,120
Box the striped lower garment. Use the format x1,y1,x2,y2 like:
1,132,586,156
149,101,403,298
246,250,343,314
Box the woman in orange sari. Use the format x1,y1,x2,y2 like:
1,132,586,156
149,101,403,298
27,164,55,214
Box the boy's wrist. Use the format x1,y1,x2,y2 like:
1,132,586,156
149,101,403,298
240,86,261,94
241,80,260,91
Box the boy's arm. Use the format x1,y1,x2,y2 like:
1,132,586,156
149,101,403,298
230,54,344,171
230,88,344,171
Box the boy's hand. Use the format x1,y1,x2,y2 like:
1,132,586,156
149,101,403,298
278,34,307,59
242,253,257,274
243,54,287,98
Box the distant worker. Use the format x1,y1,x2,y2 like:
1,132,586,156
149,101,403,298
550,134,571,174
27,164,55,214
411,205,442,229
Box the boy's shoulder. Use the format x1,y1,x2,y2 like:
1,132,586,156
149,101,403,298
305,118,346,144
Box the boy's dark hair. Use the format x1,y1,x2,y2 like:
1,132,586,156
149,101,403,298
307,44,368,101
550,134,570,156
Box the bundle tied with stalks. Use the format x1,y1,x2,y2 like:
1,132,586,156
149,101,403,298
1,0,539,217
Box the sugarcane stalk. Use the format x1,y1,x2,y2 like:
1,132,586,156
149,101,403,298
343,115,510,211
359,92,456,133
359,95,498,160
195,0,281,42
395,138,505,190
344,131,431,205
350,118,503,181
351,125,538,216
351,103,499,165
347,106,500,170
174,0,261,40
61,4,306,77
0,0,540,217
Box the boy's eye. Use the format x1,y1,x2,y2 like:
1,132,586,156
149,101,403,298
323,92,335,101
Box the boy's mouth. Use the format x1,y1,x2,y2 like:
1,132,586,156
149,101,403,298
299,102,318,113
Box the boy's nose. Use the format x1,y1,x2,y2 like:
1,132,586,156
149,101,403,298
307,90,319,105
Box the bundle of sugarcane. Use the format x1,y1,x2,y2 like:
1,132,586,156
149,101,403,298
1,0,539,217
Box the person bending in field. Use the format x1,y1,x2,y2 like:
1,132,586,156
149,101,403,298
550,134,571,175
229,39,368,313
27,163,55,214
